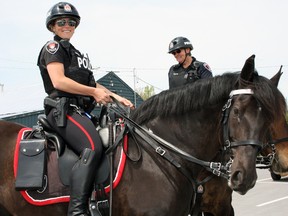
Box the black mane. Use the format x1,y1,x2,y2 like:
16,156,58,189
131,72,238,124
131,72,286,125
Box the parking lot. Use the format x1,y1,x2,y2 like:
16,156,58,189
232,169,288,215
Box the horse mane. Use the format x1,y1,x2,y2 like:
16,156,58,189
248,75,287,124
131,71,286,125
131,72,239,124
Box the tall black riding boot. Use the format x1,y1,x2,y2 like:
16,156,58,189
67,148,101,216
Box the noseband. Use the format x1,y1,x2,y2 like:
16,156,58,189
221,89,263,150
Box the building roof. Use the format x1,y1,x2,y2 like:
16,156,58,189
97,71,143,107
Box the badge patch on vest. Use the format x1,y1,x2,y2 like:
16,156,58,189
46,41,59,55
203,63,212,72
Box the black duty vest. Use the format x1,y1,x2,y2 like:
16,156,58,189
168,59,201,89
37,35,96,97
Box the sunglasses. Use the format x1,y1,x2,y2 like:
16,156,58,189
172,49,182,55
56,19,77,27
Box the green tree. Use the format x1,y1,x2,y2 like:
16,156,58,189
137,86,155,100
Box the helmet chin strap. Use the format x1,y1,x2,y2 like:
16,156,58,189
180,51,190,66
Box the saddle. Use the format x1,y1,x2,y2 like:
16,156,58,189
14,112,128,207
38,114,111,186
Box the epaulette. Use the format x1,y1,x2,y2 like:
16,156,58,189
45,40,60,55
193,60,201,68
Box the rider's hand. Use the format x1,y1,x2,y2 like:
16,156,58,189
112,94,134,108
93,88,112,105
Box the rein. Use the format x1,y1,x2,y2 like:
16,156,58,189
108,88,261,180
109,97,230,179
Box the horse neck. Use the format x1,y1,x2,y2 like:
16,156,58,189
146,107,223,159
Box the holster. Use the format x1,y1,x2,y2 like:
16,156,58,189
15,139,47,191
44,97,69,127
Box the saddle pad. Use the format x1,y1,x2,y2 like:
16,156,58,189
14,127,128,206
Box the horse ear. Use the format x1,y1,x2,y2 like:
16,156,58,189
270,65,283,87
239,55,255,85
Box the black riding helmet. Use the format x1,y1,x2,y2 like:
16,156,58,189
168,37,193,53
46,2,80,32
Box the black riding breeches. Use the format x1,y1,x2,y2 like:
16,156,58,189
47,108,103,158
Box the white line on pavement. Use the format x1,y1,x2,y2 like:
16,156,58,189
257,196,288,207
256,178,271,182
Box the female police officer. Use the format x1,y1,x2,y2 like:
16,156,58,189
168,36,213,89
37,2,133,216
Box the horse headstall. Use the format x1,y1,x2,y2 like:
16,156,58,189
221,88,263,150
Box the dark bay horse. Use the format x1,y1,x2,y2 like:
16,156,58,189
199,67,288,215
0,55,284,216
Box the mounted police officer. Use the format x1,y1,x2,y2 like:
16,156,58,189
168,36,213,89
37,2,133,216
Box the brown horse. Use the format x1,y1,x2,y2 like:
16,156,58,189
268,124,288,180
0,55,284,216
257,66,288,180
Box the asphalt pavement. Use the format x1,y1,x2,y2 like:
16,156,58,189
232,168,288,216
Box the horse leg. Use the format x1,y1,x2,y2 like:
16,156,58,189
201,176,234,216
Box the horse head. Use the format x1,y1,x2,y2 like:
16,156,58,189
260,66,288,176
227,55,273,194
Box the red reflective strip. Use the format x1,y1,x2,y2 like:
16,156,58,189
20,191,69,206
67,115,95,150
105,134,128,193
14,128,31,177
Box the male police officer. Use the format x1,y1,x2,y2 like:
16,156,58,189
168,37,212,89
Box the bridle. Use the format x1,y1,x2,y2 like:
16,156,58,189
108,89,263,180
256,135,288,169
221,89,263,150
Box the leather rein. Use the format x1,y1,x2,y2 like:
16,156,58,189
108,88,260,180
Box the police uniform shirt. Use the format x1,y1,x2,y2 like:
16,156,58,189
37,35,96,95
168,57,212,89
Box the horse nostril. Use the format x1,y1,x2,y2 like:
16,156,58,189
230,170,242,186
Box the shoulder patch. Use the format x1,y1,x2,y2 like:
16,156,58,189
45,40,59,55
203,63,212,72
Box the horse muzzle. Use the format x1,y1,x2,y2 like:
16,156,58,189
228,169,257,195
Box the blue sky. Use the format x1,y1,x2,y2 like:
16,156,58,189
0,0,287,115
